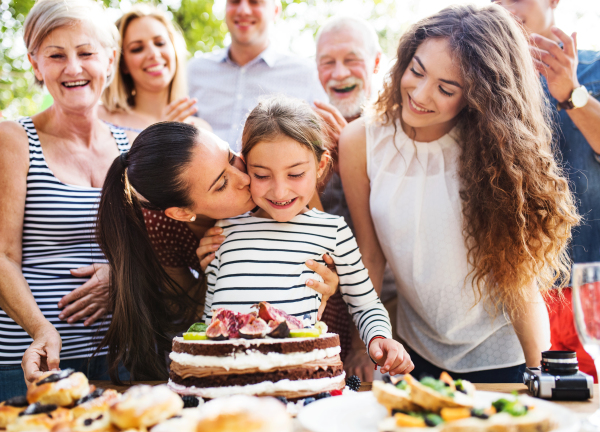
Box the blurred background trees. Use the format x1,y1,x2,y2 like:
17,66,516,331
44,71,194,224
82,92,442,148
1,0,598,119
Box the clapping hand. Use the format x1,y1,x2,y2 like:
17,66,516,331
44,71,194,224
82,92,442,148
369,338,414,375
163,96,198,123
529,27,579,103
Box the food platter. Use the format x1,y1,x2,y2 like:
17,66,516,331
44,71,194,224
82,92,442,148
297,390,581,432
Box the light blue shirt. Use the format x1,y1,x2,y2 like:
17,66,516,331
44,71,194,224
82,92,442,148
188,44,328,152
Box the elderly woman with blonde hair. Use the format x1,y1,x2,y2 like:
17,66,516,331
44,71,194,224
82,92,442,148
0,0,130,399
98,4,210,142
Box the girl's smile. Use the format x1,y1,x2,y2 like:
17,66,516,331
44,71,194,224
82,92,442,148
246,136,328,222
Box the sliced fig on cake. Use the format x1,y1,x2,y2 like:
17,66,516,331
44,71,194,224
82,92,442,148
266,320,290,338
239,317,269,339
212,309,243,338
253,301,303,330
206,318,229,340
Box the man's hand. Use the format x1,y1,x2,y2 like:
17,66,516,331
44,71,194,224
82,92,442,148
369,338,414,376
58,264,110,326
196,226,225,272
530,28,579,103
22,324,61,387
313,101,348,173
305,254,339,320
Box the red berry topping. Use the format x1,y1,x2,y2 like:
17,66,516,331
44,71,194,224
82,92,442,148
330,389,343,396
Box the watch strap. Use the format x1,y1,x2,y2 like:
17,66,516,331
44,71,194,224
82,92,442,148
557,98,575,111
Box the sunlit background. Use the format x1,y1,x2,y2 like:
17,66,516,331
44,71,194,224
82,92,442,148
1,0,598,119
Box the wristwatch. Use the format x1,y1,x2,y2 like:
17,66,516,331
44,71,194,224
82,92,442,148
558,85,589,111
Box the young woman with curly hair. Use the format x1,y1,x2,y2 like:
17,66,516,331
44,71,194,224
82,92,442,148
339,3,580,382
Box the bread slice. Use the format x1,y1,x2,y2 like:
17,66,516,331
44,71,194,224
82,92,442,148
404,375,474,413
372,381,423,414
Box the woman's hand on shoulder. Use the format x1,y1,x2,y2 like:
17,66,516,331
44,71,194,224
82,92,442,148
196,226,226,272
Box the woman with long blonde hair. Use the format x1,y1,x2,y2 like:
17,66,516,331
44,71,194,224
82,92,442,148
99,5,210,142
339,3,579,382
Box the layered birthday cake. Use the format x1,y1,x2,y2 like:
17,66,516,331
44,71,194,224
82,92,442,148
167,302,346,399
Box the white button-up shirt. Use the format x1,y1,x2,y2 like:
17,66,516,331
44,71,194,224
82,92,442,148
188,44,328,152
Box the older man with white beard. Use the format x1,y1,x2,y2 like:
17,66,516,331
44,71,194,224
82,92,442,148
313,17,397,381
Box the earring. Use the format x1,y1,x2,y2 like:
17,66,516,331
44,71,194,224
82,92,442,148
131,88,137,96
190,215,196,222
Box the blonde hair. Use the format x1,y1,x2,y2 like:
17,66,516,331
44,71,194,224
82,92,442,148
241,96,330,174
375,4,580,318
101,5,188,112
24,0,119,86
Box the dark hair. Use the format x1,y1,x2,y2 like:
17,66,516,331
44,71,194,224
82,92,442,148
241,96,330,170
374,4,579,317
96,122,202,382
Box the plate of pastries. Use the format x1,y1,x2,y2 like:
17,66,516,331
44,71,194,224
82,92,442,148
298,372,580,432
0,369,293,432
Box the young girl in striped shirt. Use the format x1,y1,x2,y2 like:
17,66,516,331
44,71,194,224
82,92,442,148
203,96,413,376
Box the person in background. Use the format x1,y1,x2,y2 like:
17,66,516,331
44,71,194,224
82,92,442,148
340,4,580,382
0,0,129,400
313,16,398,380
496,0,600,381
187,0,327,152
99,4,210,143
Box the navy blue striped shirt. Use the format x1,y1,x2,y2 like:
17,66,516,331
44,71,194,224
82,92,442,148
203,209,393,345
0,117,129,364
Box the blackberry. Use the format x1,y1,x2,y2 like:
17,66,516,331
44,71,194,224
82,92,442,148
274,396,288,405
303,397,316,406
382,375,392,384
346,375,361,391
181,395,200,408
314,392,331,400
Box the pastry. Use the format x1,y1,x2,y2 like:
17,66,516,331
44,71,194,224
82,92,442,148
195,395,292,432
109,385,183,430
6,403,71,432
0,396,29,428
27,369,90,406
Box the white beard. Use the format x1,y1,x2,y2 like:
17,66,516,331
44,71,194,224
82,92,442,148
326,77,367,119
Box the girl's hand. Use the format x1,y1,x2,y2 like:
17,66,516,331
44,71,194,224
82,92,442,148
369,338,414,375
196,226,225,272
163,97,198,123
57,264,110,326
305,254,339,320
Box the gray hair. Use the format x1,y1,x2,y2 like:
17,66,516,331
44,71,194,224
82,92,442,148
316,16,381,59
24,0,119,85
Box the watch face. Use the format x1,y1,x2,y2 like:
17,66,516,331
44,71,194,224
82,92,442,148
572,86,589,108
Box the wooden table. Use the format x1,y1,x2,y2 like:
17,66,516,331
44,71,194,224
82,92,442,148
92,381,599,416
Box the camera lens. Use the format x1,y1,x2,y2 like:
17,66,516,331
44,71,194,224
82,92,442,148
541,351,579,375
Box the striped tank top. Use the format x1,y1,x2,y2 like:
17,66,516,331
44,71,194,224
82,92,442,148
0,117,129,365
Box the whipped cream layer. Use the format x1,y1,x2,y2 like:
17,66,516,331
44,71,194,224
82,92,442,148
170,346,341,371
173,333,337,346
168,372,346,399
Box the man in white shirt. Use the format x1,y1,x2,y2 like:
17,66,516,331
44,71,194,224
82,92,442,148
188,0,327,152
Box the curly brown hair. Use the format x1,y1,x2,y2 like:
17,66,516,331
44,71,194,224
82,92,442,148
374,4,580,318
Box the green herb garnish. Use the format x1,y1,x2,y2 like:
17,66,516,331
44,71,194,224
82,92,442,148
424,414,444,426
420,377,454,398
396,380,408,391
187,322,208,333
492,398,527,417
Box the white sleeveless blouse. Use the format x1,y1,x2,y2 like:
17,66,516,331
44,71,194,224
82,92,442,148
366,118,524,372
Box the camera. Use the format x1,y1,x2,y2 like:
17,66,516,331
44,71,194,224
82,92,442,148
523,351,593,400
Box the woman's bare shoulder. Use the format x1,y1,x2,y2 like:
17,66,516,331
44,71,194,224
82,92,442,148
339,117,367,153
0,120,29,153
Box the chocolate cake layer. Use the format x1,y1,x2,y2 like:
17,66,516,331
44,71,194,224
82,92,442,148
172,334,340,357
169,363,344,388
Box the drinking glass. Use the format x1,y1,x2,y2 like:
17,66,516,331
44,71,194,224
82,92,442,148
572,262,600,426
